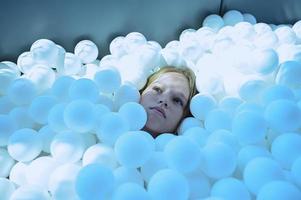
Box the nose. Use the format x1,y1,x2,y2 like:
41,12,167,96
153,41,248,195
159,100,168,108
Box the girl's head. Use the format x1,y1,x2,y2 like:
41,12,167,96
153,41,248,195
139,66,196,137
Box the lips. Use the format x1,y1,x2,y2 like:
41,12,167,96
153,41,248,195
150,106,166,118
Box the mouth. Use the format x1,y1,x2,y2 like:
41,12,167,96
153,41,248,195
150,106,166,118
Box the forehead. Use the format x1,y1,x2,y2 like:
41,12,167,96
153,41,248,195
151,72,190,96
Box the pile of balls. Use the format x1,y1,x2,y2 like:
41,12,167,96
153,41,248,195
0,10,301,200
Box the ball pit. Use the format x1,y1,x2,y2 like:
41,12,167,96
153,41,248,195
0,9,301,200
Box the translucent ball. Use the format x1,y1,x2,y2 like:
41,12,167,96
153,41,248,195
7,78,36,105
113,183,150,200
276,61,301,89
115,131,154,168
58,52,82,75
0,148,15,178
113,83,140,110
94,67,121,94
51,76,75,102
96,112,129,145
271,133,301,169
140,152,167,183
155,133,176,151
50,131,85,164
64,99,96,133
262,85,295,106
177,117,203,135
252,49,279,75
0,96,15,114
125,32,147,53
16,51,36,74
238,79,268,104
10,185,51,200
82,143,118,170
201,142,237,179
48,163,81,200
257,181,301,200
204,109,232,132
38,125,57,153
223,10,244,26
48,103,68,132
29,95,57,124
164,136,201,173
202,14,224,32
291,156,301,187
30,39,59,68
0,114,17,147
293,20,301,41
0,178,15,200
232,111,267,145
275,26,297,44
75,163,115,200
113,166,144,187
0,63,19,95
24,64,56,93
206,129,239,151
69,78,99,103
190,93,217,120
9,162,28,186
264,99,301,132
243,157,285,195
74,40,99,64
243,13,257,24
8,128,42,162
109,36,127,58
183,127,209,147
9,106,35,129
211,178,251,200
237,145,270,172
118,102,147,131
148,169,189,200
26,156,59,188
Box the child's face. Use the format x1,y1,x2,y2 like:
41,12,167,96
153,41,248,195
140,72,190,137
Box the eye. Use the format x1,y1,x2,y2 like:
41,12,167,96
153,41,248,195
153,86,162,93
173,97,184,106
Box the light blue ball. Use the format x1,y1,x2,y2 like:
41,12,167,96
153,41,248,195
164,136,201,173
237,145,270,172
9,106,35,129
201,142,236,179
113,183,150,200
223,10,244,26
219,96,243,116
48,103,68,132
276,61,301,89
291,156,301,187
51,76,75,102
113,83,140,110
178,117,203,135
202,14,225,32
238,79,268,103
113,166,144,187
271,133,301,169
183,127,209,147
94,67,121,94
262,85,295,106
75,163,115,200
94,104,110,128
204,109,232,132
29,95,58,124
155,133,176,151
211,178,251,200
64,100,96,133
264,99,301,132
236,102,264,115
7,78,36,105
190,93,217,121
148,169,189,200
69,78,99,103
232,111,267,145
118,102,147,131
114,131,154,168
96,112,129,145
257,181,301,200
206,129,240,152
243,157,285,195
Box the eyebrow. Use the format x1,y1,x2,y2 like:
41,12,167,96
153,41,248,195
151,82,188,102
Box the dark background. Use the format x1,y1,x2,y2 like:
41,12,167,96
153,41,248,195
0,0,300,62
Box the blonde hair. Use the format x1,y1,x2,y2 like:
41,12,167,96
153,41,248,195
140,66,197,116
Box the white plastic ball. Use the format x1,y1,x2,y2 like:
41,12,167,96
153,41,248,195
10,185,51,200
96,112,129,145
82,143,118,169
148,169,189,200
252,49,279,75
9,162,28,186
8,128,42,162
109,36,127,57
64,99,96,133
59,52,82,75
75,163,115,200
275,26,297,44
115,131,154,168
0,148,15,178
243,157,285,195
74,40,99,64
0,178,15,200
69,78,99,103
202,14,225,32
125,32,147,53
50,131,85,164
271,133,301,169
29,95,57,124
118,102,147,131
